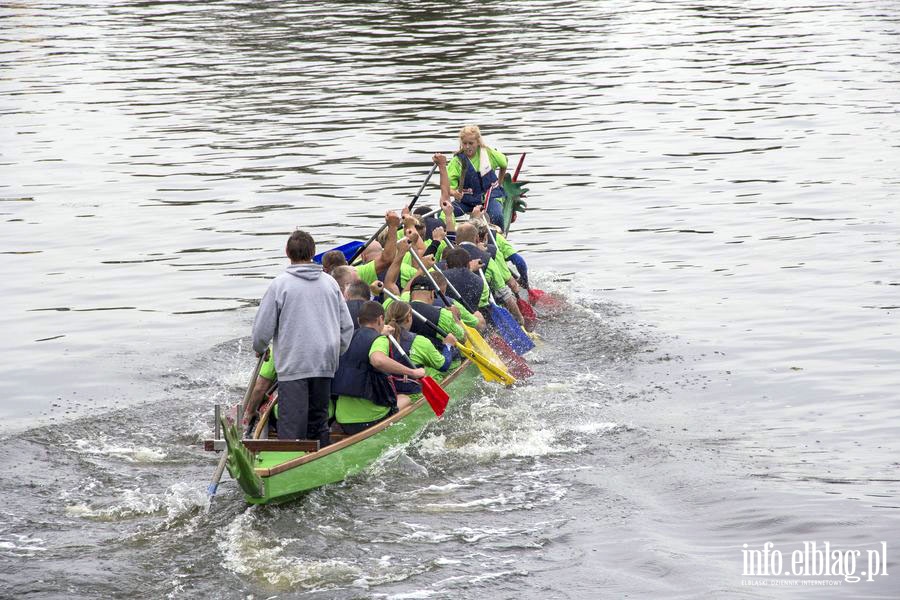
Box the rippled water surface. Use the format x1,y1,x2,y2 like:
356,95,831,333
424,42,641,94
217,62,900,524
1,1,898,598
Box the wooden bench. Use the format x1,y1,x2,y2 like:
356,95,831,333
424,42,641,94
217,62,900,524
203,435,350,453
240,439,320,453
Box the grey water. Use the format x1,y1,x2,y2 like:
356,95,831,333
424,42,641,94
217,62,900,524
1,0,898,598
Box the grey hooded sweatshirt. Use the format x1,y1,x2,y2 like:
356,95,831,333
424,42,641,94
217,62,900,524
252,263,354,381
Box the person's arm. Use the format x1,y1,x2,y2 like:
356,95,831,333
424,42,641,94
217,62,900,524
432,153,452,204
370,349,425,378
243,375,273,423
441,199,456,233
452,299,479,328
251,286,278,355
374,211,401,273
338,297,354,354
437,309,466,342
424,226,444,257
384,237,410,296
503,294,525,326
490,147,508,183
411,335,453,372
446,154,462,199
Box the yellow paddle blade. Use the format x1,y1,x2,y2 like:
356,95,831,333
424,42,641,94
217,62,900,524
525,329,543,345
456,342,516,386
463,325,513,380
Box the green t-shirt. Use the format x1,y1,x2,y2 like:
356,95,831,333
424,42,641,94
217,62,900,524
492,252,513,283
484,257,508,296
259,347,276,380
447,147,508,190
409,335,447,379
401,242,448,272
355,261,378,285
335,336,392,425
493,231,516,260
398,261,420,288
357,260,417,288
453,299,478,328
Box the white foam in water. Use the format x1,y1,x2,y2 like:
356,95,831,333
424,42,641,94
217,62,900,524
381,591,438,600
410,482,472,495
0,533,47,557
64,482,208,522
219,511,363,590
569,421,621,434
422,427,577,461
73,434,168,463
420,495,513,512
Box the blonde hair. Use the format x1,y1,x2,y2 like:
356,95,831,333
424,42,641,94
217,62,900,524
385,301,412,336
457,124,485,153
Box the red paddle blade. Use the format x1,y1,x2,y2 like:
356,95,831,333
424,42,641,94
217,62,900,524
488,334,534,380
517,298,538,331
420,376,449,417
528,288,566,311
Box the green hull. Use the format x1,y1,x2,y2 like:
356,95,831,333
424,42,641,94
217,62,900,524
223,360,480,504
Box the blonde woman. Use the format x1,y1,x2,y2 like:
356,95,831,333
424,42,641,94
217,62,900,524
446,125,508,226
384,301,455,391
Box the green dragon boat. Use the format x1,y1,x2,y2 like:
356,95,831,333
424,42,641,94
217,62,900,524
205,358,481,505
203,170,530,504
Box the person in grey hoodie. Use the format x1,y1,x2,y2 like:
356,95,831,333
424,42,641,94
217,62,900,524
252,230,354,445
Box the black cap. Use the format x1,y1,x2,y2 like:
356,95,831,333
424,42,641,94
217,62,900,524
409,275,434,292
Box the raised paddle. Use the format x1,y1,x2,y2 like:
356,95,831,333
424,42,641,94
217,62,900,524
386,334,449,417
348,163,439,264
382,288,516,386
314,240,364,265
512,152,526,182
208,353,265,498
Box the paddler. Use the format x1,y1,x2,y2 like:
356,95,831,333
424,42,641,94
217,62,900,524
353,211,401,283
384,275,466,351
251,230,354,445
429,269,486,331
383,301,456,389
446,125,508,226
455,222,525,325
332,301,425,435
441,246,485,313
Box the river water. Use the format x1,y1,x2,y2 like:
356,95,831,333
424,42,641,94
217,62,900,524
1,0,898,598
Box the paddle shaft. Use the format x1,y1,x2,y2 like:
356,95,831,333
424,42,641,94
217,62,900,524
512,153,526,182
407,246,455,309
478,269,498,306
209,352,265,497
386,334,428,386
348,163,438,264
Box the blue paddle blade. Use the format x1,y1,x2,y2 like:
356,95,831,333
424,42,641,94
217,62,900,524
489,304,535,355
314,241,365,264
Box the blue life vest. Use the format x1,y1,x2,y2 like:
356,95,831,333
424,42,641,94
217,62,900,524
410,300,445,350
345,299,364,331
459,242,492,275
457,152,506,210
387,331,421,395
444,267,483,311
331,327,396,408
